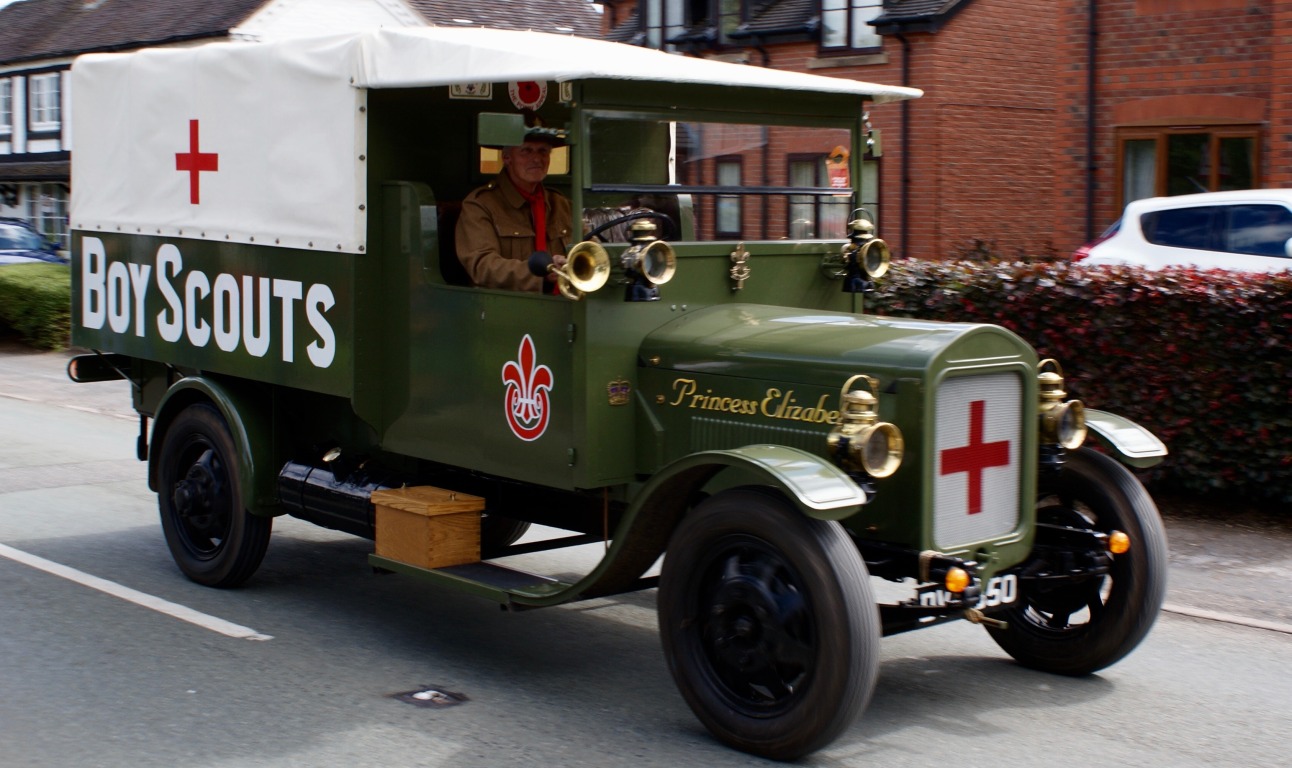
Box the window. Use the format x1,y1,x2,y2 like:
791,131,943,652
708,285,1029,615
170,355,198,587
821,0,883,51
0,79,11,136
643,0,685,49
1225,205,1292,258
586,113,856,241
718,0,743,44
788,155,852,239
1140,202,1292,260
1141,206,1219,250
28,73,61,130
1117,127,1258,209
642,0,745,48
715,157,742,236
24,183,69,250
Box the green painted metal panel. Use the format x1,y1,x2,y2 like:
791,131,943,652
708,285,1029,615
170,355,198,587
70,231,355,398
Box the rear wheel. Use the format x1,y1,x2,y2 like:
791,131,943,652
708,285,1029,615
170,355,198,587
480,514,531,553
157,402,271,588
658,488,879,761
987,448,1167,675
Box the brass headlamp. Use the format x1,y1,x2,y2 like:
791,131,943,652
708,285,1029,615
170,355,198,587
1037,359,1087,450
824,211,891,294
621,219,676,301
827,374,904,478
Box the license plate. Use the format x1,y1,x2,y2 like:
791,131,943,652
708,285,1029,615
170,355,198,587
917,574,1018,608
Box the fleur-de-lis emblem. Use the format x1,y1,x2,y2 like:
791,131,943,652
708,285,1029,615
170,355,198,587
501,334,553,441
729,243,751,291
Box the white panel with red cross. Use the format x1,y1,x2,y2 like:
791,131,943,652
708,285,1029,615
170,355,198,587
933,373,1022,549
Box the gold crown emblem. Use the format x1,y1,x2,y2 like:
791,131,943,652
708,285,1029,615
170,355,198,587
607,378,631,406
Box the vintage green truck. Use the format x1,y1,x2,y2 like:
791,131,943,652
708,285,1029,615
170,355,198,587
68,28,1168,760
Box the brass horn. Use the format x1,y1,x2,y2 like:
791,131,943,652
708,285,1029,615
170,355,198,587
551,241,611,300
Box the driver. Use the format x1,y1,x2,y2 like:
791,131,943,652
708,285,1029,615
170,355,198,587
456,122,572,292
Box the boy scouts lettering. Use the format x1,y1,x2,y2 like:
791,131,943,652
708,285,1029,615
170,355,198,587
669,377,840,424
79,236,336,368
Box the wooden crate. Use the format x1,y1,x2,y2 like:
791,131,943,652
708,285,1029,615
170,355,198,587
371,486,484,569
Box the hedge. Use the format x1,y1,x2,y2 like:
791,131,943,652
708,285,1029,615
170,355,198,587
867,259,1292,505
0,262,71,350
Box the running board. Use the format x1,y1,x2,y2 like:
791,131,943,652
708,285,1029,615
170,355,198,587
369,555,572,604
367,554,658,610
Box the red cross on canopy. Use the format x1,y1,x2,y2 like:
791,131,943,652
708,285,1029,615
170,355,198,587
940,399,1010,516
175,119,219,205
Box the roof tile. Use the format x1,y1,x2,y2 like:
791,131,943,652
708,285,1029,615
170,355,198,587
0,0,267,65
405,0,602,37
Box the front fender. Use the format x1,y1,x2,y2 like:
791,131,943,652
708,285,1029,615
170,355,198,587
1084,408,1168,469
522,445,865,606
645,445,867,521
150,376,281,517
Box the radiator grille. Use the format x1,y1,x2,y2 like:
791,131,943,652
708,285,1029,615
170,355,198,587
933,373,1022,549
690,416,826,455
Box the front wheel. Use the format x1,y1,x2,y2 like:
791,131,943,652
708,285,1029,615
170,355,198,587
987,448,1167,675
658,488,879,761
157,402,271,588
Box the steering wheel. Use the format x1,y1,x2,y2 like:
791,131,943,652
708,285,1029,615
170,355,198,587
584,210,678,242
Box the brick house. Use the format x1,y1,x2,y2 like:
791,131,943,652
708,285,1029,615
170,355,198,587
0,0,600,250
602,0,1292,259
601,0,1060,260
1055,0,1290,252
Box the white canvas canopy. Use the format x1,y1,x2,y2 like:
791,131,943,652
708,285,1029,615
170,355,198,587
354,27,922,102
72,28,919,255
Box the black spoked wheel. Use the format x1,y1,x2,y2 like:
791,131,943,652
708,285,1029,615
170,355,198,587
157,403,271,588
658,488,879,761
987,447,1167,676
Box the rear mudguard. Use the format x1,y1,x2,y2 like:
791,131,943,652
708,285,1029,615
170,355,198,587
1084,409,1168,469
149,376,281,517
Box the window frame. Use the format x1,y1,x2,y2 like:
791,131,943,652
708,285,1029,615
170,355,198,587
642,0,685,49
24,182,69,251
0,79,12,136
1114,125,1261,211
641,0,748,49
819,0,884,55
27,72,62,132
786,152,857,240
714,154,743,238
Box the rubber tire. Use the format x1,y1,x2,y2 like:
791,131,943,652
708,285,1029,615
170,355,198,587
658,488,879,761
987,448,1167,676
480,514,531,553
157,402,271,588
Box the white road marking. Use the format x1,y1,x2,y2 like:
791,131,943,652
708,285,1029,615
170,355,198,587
0,390,136,420
0,542,272,641
1163,602,1292,635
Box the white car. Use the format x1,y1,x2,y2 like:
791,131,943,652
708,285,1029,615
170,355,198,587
1074,189,1292,272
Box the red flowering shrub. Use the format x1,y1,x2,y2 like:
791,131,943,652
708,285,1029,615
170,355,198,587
868,260,1292,505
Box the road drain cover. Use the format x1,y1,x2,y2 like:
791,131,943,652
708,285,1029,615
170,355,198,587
392,686,469,708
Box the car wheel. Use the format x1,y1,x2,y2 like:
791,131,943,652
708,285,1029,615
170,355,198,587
658,488,879,760
986,447,1167,675
157,402,271,588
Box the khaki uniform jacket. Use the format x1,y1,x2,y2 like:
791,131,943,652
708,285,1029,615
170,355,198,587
455,172,573,292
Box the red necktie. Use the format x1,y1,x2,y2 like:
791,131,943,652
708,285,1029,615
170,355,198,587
517,183,547,252
517,184,554,293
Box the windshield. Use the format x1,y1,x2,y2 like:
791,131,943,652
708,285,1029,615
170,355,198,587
584,113,860,242
0,223,46,251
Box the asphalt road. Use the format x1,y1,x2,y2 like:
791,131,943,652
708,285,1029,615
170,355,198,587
2,344,1290,767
